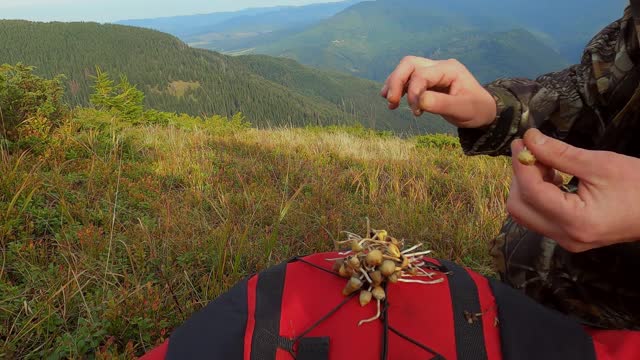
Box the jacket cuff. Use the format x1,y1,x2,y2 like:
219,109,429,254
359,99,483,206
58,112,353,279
458,85,523,156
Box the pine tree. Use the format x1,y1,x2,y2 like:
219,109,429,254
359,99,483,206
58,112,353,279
89,66,114,110
90,68,144,121
112,75,144,120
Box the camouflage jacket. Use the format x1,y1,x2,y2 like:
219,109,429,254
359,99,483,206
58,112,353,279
459,5,640,157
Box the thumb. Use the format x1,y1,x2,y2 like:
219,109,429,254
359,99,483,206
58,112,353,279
524,128,596,178
420,91,475,123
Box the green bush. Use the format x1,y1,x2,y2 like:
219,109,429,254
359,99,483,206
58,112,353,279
0,63,67,141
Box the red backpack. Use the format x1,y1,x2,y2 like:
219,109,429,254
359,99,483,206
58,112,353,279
142,253,640,360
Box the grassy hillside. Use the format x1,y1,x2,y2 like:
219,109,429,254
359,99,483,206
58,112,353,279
0,20,445,134
0,66,510,358
256,0,570,83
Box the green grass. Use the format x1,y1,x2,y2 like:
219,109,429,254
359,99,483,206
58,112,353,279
0,107,510,358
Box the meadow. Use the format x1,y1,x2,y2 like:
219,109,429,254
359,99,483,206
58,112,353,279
0,65,511,358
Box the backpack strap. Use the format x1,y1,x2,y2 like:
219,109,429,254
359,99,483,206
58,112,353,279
249,259,331,360
166,278,249,360
488,279,597,360
440,261,488,360
250,262,287,359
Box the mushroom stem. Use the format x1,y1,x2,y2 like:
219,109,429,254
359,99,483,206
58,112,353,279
358,300,382,326
360,268,373,284
405,250,433,258
415,267,438,278
398,278,445,285
401,243,423,254
341,231,363,240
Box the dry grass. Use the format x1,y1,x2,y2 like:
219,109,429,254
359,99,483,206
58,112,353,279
0,109,511,358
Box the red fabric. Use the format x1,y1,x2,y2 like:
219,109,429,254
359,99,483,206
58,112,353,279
244,275,259,360
139,340,169,360
385,263,456,360
276,253,478,360
277,253,382,360
588,328,640,360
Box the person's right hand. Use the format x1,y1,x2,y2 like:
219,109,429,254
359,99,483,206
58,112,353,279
381,56,497,129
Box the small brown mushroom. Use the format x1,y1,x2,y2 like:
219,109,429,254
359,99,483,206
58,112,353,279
339,264,352,278
366,250,383,267
388,272,400,284
372,286,386,301
370,271,383,286
380,260,397,277
359,290,373,307
348,256,361,270
343,277,364,296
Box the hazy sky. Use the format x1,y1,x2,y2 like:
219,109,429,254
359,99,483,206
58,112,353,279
0,0,338,22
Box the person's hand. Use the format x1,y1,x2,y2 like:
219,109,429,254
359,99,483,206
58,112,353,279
508,128,640,253
381,56,497,128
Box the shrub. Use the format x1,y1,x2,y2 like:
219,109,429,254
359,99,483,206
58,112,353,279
0,63,67,141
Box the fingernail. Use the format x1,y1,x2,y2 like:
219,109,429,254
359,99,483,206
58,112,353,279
381,84,388,94
534,132,547,145
413,109,423,117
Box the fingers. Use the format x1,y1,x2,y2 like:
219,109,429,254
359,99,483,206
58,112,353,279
380,83,389,98
420,91,474,121
407,77,427,115
523,129,598,179
511,139,588,229
507,180,595,253
382,57,496,127
507,179,563,240
383,56,437,110
385,57,418,107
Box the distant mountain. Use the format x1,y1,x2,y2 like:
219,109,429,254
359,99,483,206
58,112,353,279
254,0,571,84
421,0,628,62
120,0,626,64
117,7,289,37
117,1,362,52
0,20,447,133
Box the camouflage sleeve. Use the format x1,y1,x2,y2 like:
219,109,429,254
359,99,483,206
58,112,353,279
459,6,639,156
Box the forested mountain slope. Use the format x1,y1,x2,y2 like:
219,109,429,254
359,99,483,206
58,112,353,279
0,20,443,133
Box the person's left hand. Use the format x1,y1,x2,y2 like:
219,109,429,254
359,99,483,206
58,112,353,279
508,128,640,253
